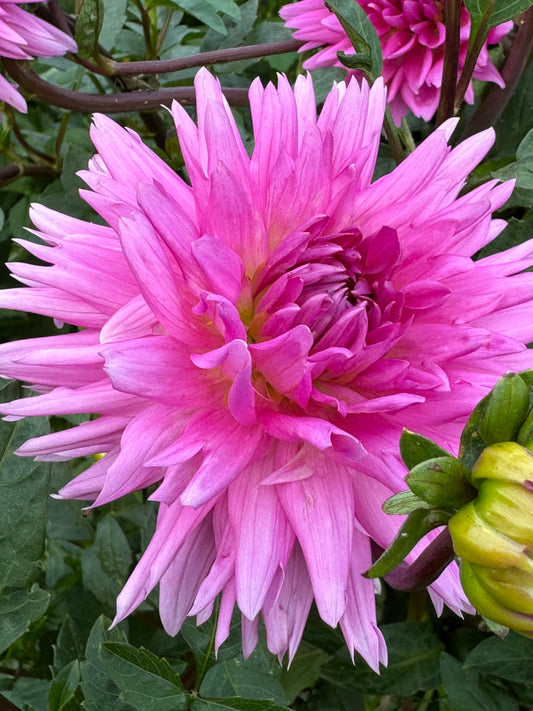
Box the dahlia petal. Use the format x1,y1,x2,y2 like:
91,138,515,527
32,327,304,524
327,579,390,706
92,405,188,507
16,416,127,461
263,543,313,663
340,528,387,672
113,498,217,625
55,450,118,501
103,335,216,406
159,516,216,636
0,331,103,388
277,465,354,626
118,211,200,342
229,457,294,620
191,235,245,305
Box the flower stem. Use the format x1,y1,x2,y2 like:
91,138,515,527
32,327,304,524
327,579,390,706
436,0,462,125
99,39,303,76
2,59,249,112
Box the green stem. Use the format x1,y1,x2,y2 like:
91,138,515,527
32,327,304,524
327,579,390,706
383,106,404,164
156,9,173,56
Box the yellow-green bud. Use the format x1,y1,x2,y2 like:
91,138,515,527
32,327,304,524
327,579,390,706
460,561,533,637
470,441,533,487
449,502,533,573
450,440,533,637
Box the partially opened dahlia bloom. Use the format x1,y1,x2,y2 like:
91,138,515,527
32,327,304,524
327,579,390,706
0,0,77,112
2,69,533,669
280,0,512,124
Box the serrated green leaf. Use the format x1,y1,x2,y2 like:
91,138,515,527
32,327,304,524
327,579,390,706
324,0,382,79
200,650,288,705
0,380,50,590
399,429,451,470
80,616,130,711
101,642,187,711
75,0,104,61
192,699,291,711
49,661,81,711
0,587,50,654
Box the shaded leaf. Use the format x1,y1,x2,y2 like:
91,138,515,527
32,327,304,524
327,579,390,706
49,660,81,711
464,631,533,683
75,0,104,61
441,653,518,711
321,622,443,695
0,380,50,590
0,587,50,655
192,699,291,711
101,642,187,711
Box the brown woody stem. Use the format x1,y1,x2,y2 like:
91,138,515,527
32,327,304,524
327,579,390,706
99,39,303,77
2,59,249,111
436,0,462,125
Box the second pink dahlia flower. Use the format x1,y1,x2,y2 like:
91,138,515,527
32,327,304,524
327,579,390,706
1,69,533,668
0,1,77,112
280,0,512,124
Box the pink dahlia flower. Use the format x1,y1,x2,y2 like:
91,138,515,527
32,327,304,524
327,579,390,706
1,69,533,668
280,0,512,124
0,0,77,112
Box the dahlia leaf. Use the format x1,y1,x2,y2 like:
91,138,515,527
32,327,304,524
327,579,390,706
75,0,104,62
81,515,132,609
199,654,288,705
101,642,187,711
0,586,50,655
465,0,533,29
464,630,533,682
48,660,81,711
278,643,330,703
80,616,129,711
325,0,382,79
440,652,511,711
321,622,443,695
53,616,86,671
191,699,291,711
0,380,50,591
399,429,451,470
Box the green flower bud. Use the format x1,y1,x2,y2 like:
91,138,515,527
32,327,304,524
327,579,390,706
478,373,530,445
406,456,476,509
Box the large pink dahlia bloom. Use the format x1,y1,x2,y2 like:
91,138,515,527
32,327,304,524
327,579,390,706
0,0,77,112
280,0,512,124
1,69,533,668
